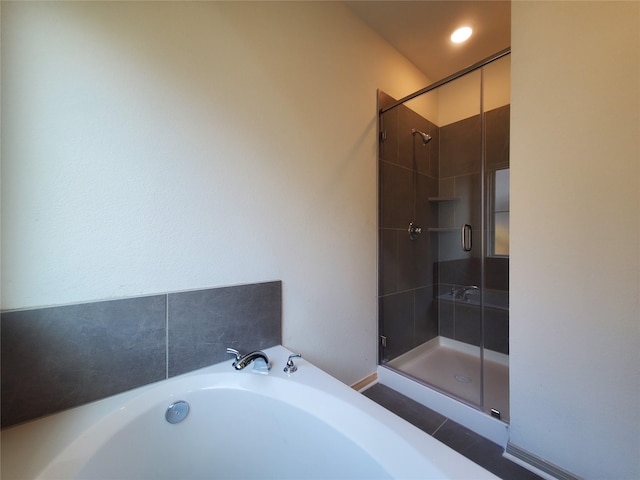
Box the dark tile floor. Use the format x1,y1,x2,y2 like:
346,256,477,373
362,384,542,480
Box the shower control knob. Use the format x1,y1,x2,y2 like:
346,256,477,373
408,222,422,240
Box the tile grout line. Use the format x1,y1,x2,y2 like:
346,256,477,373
431,417,448,437
164,295,168,378
365,385,541,480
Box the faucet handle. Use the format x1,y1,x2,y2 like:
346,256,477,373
284,353,302,374
226,348,241,361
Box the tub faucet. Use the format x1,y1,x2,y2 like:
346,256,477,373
226,348,271,374
454,285,479,301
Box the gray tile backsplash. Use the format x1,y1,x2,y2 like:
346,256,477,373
1,281,282,428
168,282,281,377
1,295,166,428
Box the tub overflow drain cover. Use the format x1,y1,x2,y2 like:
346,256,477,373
165,400,190,424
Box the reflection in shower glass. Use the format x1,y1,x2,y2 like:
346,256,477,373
493,168,510,256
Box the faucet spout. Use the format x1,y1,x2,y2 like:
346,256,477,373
453,285,479,301
227,348,271,372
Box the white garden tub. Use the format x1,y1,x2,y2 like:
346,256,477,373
1,346,498,479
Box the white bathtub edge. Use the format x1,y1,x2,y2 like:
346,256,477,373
2,346,501,480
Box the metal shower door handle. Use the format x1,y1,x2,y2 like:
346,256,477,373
461,224,472,251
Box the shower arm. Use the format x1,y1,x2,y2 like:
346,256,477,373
411,129,432,145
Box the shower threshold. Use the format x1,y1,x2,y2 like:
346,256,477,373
379,337,510,446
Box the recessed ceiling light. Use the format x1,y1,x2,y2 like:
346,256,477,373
451,26,472,44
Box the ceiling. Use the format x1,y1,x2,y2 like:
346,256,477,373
344,1,511,82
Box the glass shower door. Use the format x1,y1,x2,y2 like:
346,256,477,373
378,51,511,420
378,69,485,410
430,69,484,408
481,54,511,420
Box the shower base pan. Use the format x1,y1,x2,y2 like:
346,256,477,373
380,337,510,446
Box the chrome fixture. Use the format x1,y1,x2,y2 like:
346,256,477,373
408,222,422,240
411,129,432,145
165,400,190,424
450,285,479,302
461,223,472,251
284,353,302,374
226,348,271,373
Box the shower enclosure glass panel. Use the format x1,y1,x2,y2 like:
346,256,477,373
378,53,510,420
430,69,483,409
480,55,510,420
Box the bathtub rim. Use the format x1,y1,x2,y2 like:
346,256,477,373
1,345,499,480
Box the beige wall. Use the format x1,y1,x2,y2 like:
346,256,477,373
0,1,430,385
406,55,511,127
437,55,510,126
510,2,639,478
4,2,639,477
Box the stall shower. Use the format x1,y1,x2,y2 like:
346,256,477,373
378,51,510,421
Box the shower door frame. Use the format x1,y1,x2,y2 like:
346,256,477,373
377,48,511,418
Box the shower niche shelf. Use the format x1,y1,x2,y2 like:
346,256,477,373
428,197,459,232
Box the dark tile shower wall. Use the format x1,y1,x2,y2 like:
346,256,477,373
436,113,483,349
0,281,282,428
378,90,510,360
437,105,510,354
378,91,439,361
486,105,510,171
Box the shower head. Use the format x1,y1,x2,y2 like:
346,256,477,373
412,129,432,145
